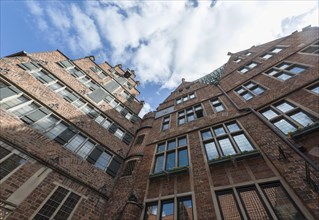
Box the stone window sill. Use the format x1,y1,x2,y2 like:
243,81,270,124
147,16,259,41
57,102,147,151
149,166,189,179
208,150,260,165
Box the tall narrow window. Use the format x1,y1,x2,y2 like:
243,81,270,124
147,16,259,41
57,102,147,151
162,116,170,131
0,146,26,180
153,136,188,173
211,97,225,112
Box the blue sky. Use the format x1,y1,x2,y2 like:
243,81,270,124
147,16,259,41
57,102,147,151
1,0,318,116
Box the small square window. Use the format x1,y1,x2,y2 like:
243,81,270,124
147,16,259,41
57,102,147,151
242,92,253,100
261,53,273,59
201,130,213,140
277,63,290,70
275,102,294,113
214,127,226,136
247,62,258,69
287,65,306,74
271,48,283,53
239,67,249,74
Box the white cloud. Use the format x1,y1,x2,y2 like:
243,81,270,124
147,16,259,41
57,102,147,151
138,102,152,118
26,0,319,91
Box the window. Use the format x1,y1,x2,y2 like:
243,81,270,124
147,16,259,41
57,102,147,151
235,81,266,101
201,121,255,161
144,197,193,220
260,100,317,135
162,116,170,131
178,104,204,125
0,145,26,181
135,135,145,146
260,47,283,60
176,92,195,105
238,61,258,74
33,186,81,220
90,66,108,79
216,182,305,220
234,58,242,63
307,82,319,95
300,40,319,55
265,62,308,81
122,160,137,176
245,52,252,56
211,97,225,112
153,136,188,173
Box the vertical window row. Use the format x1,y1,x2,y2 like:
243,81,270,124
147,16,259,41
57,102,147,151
144,196,193,220
161,116,170,131
211,97,226,112
201,121,255,161
265,62,308,81
33,186,81,220
153,136,188,174
176,92,195,105
216,182,305,220
235,81,266,101
0,143,27,181
0,79,121,176
16,64,134,144
260,100,317,135
177,104,204,125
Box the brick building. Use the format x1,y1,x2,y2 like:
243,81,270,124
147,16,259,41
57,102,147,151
0,26,318,219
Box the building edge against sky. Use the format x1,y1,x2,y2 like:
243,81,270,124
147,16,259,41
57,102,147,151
0,26,318,219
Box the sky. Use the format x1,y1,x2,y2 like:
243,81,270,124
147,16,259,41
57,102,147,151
1,0,318,117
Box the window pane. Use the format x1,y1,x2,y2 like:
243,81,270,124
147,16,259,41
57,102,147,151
95,152,112,171
310,85,319,94
53,192,81,219
77,140,95,158
161,201,174,220
167,140,176,150
95,115,105,124
1,95,29,110
217,192,242,220
287,66,306,74
178,137,187,147
165,152,176,171
239,188,270,219
179,118,185,125
101,119,112,129
154,155,164,173
277,73,292,81
242,92,253,100
12,102,38,117
233,134,254,152
114,129,124,139
262,109,278,120
266,69,278,76
0,146,11,160
261,54,272,59
290,111,314,127
277,63,290,69
247,62,257,68
33,115,58,132
214,127,226,136
187,114,195,122
252,87,265,95
276,102,294,113
178,198,193,220
205,141,219,160
219,138,236,156
0,154,26,180
227,123,241,132
73,99,86,108
65,134,86,152
274,119,297,135
157,143,166,153
201,130,213,140
145,203,158,220
178,149,188,167
239,67,249,73
271,48,282,53
49,82,64,91
215,104,225,112
46,122,68,139
262,183,305,220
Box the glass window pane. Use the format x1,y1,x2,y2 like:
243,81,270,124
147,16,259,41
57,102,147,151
167,140,176,150
252,87,265,95
262,183,305,220
161,201,174,220
205,141,219,160
145,203,158,220
217,192,242,220
165,152,176,171
0,146,11,160
310,85,319,94
53,192,80,219
227,123,241,132
178,137,187,147
33,115,59,132
214,127,226,136
242,92,253,100
178,149,188,167
95,115,105,124
187,114,195,122
271,48,283,53
245,82,255,89
239,67,249,73
277,73,292,81
247,62,257,68
77,140,95,158
46,122,68,139
0,154,26,180
277,63,290,69
1,95,29,110
290,111,314,127
267,69,278,76
239,188,270,219
114,129,124,139
261,54,272,59
233,134,254,152
215,104,225,112
276,102,294,113
287,66,306,74
219,138,236,156
12,103,38,117
102,119,112,129
154,155,164,173
73,99,86,108
201,130,213,141
95,152,112,171
178,198,193,220
274,119,297,135
65,134,86,152
157,143,166,153
262,109,278,120
49,82,64,91
179,118,185,125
